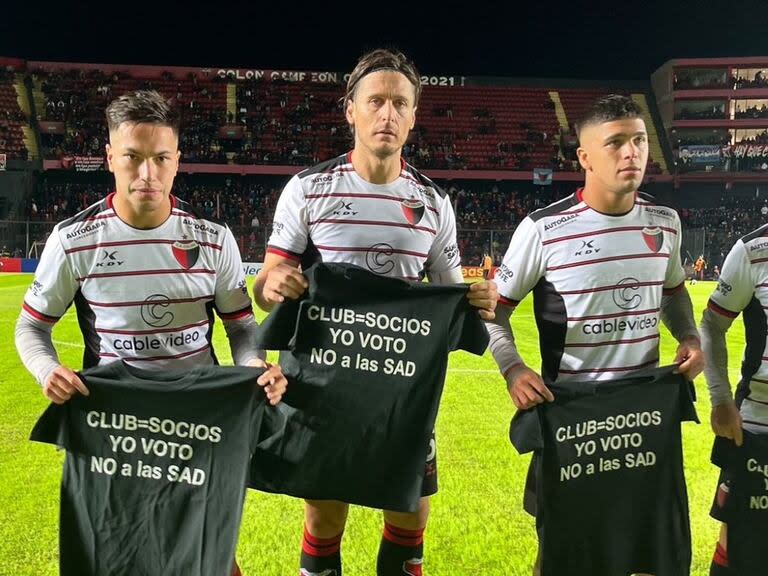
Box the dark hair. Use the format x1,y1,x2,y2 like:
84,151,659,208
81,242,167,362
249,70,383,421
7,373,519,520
576,94,643,138
105,90,180,135
344,48,422,107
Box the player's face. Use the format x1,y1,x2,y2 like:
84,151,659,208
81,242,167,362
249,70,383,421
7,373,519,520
106,122,180,226
346,70,417,159
577,118,648,197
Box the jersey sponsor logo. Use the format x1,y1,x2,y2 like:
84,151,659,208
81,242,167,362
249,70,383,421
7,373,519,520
95,249,124,267
331,200,358,217
30,279,43,296
172,239,200,269
272,221,285,236
749,240,768,252
443,243,459,263
543,213,578,232
141,294,174,328
182,218,219,236
716,279,733,296
309,173,336,185
574,239,601,257
111,329,201,352
494,263,514,282
65,220,106,240
580,314,659,335
401,199,425,225
643,206,675,220
408,180,435,200
642,227,663,253
366,243,396,275
237,279,248,295
612,277,642,310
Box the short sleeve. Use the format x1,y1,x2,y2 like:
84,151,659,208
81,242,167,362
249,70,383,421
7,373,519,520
21,227,78,323
708,241,753,318
663,212,687,291
214,226,253,319
267,175,309,260
494,217,546,308
425,191,460,275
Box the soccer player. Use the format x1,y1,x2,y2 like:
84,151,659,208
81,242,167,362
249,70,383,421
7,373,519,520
693,254,707,284
254,48,498,576
701,224,768,575
14,90,286,576
486,95,703,574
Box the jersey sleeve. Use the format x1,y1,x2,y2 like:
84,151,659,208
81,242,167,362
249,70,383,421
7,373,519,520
21,226,77,323
708,240,753,318
495,216,545,308
214,225,254,319
267,175,309,261
425,193,460,275
663,212,687,291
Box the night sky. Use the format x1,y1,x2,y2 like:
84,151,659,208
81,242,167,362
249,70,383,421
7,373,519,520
2,0,767,80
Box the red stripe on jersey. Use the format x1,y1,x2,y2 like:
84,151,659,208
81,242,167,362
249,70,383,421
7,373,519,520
542,226,678,245
741,419,768,428
308,218,437,235
83,213,118,222
304,192,439,214
568,307,660,321
77,268,216,281
662,281,685,296
86,294,214,307
96,319,210,335
559,280,664,295
565,334,660,348
22,302,59,323
319,166,355,175
559,358,659,374
744,396,768,406
707,299,739,319
218,306,254,320
554,205,590,217
64,239,222,254
757,283,768,288
101,344,210,362
547,253,669,271
751,257,768,264
266,246,301,262
315,245,428,258
499,295,520,307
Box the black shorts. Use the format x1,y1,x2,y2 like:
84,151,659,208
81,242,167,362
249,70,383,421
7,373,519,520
421,429,438,496
709,468,733,523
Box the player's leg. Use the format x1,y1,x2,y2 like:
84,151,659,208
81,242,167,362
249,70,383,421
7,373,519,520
379,498,430,576
709,474,731,575
377,431,437,575
301,499,349,576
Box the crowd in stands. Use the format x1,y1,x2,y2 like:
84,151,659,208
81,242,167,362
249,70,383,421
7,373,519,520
673,69,768,90
735,103,768,119
733,71,768,89
675,104,726,120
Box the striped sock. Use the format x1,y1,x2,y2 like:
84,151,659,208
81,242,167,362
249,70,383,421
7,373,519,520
377,523,424,576
299,525,342,576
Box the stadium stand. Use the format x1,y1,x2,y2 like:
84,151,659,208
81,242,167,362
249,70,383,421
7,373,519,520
0,67,32,161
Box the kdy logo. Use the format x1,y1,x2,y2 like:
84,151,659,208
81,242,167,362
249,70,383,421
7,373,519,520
96,249,124,267
642,227,664,253
332,200,358,217
172,239,200,269
574,239,600,257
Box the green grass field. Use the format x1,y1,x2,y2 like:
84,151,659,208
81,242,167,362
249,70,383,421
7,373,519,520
0,275,745,575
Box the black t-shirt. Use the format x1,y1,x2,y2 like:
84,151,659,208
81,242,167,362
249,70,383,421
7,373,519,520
711,431,768,575
249,263,489,512
510,366,698,576
30,362,271,576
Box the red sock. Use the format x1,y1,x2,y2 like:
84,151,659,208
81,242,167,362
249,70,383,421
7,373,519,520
300,525,343,575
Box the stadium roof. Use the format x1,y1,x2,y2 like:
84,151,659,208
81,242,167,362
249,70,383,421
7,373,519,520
3,0,768,81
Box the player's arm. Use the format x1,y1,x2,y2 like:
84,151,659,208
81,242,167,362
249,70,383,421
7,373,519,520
661,213,704,380
701,241,753,445
484,217,551,409
253,175,310,312
15,227,87,404
426,192,498,320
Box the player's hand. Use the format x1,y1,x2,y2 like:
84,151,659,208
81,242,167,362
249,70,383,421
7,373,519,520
674,335,705,380
248,359,288,406
711,401,743,446
262,263,308,305
43,365,89,405
505,364,554,410
467,280,498,320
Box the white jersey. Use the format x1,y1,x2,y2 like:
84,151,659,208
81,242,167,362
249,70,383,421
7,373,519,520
495,189,686,383
707,223,768,428
21,193,253,371
267,153,460,280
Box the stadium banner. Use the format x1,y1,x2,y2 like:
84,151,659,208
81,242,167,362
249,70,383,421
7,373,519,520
0,258,22,272
21,259,38,273
461,266,487,280
729,144,768,159
533,168,553,185
679,145,721,165
243,262,262,277
0,153,5,171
